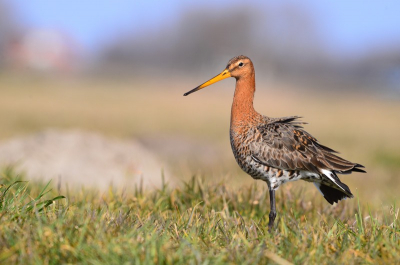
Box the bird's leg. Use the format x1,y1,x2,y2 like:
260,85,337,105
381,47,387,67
268,189,276,231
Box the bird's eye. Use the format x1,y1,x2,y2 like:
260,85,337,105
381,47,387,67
238,62,244,67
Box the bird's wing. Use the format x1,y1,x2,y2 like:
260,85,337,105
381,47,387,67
250,116,365,174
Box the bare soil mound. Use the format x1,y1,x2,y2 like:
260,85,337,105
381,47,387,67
0,130,171,190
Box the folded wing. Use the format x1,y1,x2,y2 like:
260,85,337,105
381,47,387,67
250,116,365,175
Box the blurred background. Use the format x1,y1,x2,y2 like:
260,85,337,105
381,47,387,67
0,0,399,203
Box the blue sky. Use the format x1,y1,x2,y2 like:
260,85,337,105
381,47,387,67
7,0,400,55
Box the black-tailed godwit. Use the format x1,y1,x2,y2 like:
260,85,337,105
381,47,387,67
184,55,365,230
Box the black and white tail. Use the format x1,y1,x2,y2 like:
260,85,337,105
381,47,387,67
314,169,354,205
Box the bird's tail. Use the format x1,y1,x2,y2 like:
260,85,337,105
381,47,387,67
314,182,353,204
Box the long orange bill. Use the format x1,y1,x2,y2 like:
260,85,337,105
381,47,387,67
183,69,231,96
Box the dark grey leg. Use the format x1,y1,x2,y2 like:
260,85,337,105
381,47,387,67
268,189,276,231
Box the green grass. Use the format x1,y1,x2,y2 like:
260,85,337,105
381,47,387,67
1,168,399,264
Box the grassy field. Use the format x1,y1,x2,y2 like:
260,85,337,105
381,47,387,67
0,74,400,263
0,167,399,264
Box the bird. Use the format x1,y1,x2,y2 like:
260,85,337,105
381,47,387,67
184,55,365,230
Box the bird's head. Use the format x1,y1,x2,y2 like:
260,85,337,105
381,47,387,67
183,55,253,96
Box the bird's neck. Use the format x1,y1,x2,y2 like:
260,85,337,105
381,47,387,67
230,74,257,128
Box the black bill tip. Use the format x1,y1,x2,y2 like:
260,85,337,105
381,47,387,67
183,86,200,96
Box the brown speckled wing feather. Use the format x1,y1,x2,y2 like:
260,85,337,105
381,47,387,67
250,116,365,174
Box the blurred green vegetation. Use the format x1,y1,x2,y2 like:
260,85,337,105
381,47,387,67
375,151,400,169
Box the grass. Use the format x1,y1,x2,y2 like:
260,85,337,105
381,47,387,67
1,168,399,264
